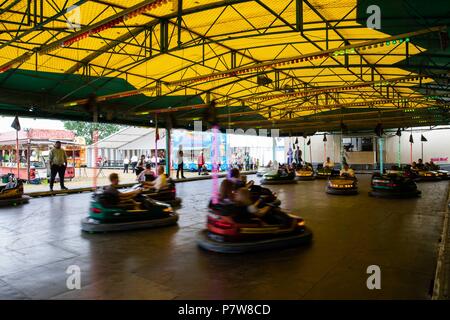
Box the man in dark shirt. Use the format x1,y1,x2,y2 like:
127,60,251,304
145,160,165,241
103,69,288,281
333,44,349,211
103,173,141,209
417,158,425,170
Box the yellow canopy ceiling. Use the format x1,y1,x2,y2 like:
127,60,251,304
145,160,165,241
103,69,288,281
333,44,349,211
0,0,446,130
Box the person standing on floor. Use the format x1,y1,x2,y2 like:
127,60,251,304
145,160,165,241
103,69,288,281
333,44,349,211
294,146,302,164
49,141,68,192
3,151,9,164
287,146,293,165
130,154,138,173
197,151,205,175
244,152,250,171
177,145,186,179
123,156,130,173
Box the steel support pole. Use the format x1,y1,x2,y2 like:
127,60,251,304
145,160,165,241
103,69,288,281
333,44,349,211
165,128,171,176
379,137,384,173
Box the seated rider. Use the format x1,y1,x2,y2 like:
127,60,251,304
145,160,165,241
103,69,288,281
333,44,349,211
228,168,252,189
411,161,418,171
142,165,168,192
104,173,141,209
282,165,293,174
240,174,254,188
4,176,17,190
340,163,355,177
323,157,334,169
303,163,313,171
429,161,439,170
234,187,271,220
416,159,425,170
218,179,235,204
137,163,155,183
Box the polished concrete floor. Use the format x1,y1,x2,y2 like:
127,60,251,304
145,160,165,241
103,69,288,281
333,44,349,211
0,175,448,299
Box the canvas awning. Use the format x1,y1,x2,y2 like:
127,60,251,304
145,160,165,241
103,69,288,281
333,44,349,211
87,126,166,150
0,1,449,134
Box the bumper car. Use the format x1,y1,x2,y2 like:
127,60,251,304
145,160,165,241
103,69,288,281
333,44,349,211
249,184,281,207
81,192,178,233
197,203,312,253
131,178,182,207
315,165,340,179
415,170,441,182
387,166,420,181
0,176,31,207
256,167,271,177
386,169,405,176
369,173,421,198
260,170,296,185
436,170,449,180
295,166,315,181
326,175,358,195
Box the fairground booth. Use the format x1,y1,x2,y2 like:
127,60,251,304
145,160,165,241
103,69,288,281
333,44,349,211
0,129,85,182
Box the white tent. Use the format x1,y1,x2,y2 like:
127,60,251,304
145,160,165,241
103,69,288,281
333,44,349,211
86,127,166,167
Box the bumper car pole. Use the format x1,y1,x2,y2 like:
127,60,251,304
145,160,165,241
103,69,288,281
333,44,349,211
421,140,423,161
303,138,306,165
154,114,159,170
379,137,384,173
15,120,20,180
308,139,312,164
272,136,276,164
165,128,170,176
211,125,220,205
409,132,414,164
93,108,99,189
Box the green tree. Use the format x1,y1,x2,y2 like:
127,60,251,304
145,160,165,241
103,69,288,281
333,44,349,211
63,121,123,145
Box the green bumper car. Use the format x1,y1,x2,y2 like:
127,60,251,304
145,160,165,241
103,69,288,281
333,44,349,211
260,170,297,185
81,191,178,233
130,178,182,207
369,173,421,198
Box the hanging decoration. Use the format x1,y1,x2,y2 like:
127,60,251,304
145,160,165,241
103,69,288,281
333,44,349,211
239,75,428,104
38,0,170,52
409,132,414,164
421,134,427,160
168,26,444,88
396,128,402,167
0,52,33,73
